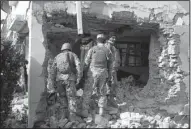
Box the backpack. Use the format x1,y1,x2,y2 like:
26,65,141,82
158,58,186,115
56,52,72,74
91,46,109,68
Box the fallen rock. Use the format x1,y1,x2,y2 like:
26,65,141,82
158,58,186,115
75,115,84,123
109,107,118,115
146,109,155,116
129,122,142,128
78,109,89,118
129,105,134,112
134,108,142,113
160,104,184,114
104,114,111,121
77,123,86,128
174,115,184,123
95,114,109,127
179,103,189,115
121,119,130,128
58,118,68,128
182,123,189,128
84,115,93,123
154,114,162,121
169,120,177,128
86,125,91,128
109,120,115,125
120,112,131,119
111,122,121,128
112,114,117,119
64,122,74,128
162,121,170,128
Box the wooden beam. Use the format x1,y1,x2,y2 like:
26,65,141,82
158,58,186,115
76,1,83,34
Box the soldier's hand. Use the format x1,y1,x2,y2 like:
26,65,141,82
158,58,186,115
76,78,80,85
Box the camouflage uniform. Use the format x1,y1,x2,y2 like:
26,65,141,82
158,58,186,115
47,45,82,116
82,36,113,113
105,42,121,95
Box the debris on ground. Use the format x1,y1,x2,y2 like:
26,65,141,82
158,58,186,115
33,76,190,128
4,93,28,128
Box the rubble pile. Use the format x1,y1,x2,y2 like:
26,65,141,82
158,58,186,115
4,93,28,128
109,111,189,128
115,76,144,106
39,107,189,128
34,74,189,128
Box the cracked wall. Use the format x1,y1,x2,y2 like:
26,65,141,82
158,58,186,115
29,1,189,127
82,1,189,111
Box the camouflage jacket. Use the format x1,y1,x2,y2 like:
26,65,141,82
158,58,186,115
84,43,113,79
105,42,121,70
49,51,82,84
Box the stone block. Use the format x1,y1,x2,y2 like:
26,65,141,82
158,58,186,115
121,119,130,128
64,121,74,128
182,15,189,25
77,123,86,128
109,120,115,125
84,116,93,123
129,105,134,112
120,112,131,119
104,114,111,121
112,114,117,119
162,121,170,128
168,44,179,55
180,103,189,115
111,122,120,128
175,17,184,26
94,114,109,127
169,120,177,128
58,118,68,128
168,39,178,45
154,114,161,121
109,107,118,115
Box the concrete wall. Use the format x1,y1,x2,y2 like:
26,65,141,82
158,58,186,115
26,1,189,127
174,26,189,93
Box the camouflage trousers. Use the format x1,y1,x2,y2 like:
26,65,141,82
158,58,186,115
82,68,109,110
55,80,77,114
110,70,118,96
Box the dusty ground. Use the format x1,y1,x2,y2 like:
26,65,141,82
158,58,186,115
38,77,189,128
4,77,189,128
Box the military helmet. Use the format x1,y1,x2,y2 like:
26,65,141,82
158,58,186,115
97,34,105,39
96,34,106,43
61,43,72,51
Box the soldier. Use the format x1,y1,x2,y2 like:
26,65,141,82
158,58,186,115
105,35,121,107
47,43,82,121
83,34,113,116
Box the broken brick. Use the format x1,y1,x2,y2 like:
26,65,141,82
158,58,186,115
77,123,86,128
64,122,74,128
120,112,131,119
109,107,118,115
95,114,109,127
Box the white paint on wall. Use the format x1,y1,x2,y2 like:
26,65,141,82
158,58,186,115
27,2,46,127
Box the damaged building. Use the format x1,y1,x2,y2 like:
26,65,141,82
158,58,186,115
1,1,190,128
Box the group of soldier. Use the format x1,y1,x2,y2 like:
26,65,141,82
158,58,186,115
47,33,120,122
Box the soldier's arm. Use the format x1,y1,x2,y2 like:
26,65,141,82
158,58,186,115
73,53,82,84
114,48,121,70
107,50,114,81
84,48,93,71
47,57,57,93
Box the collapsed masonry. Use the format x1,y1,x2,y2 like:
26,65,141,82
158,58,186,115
32,1,189,128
